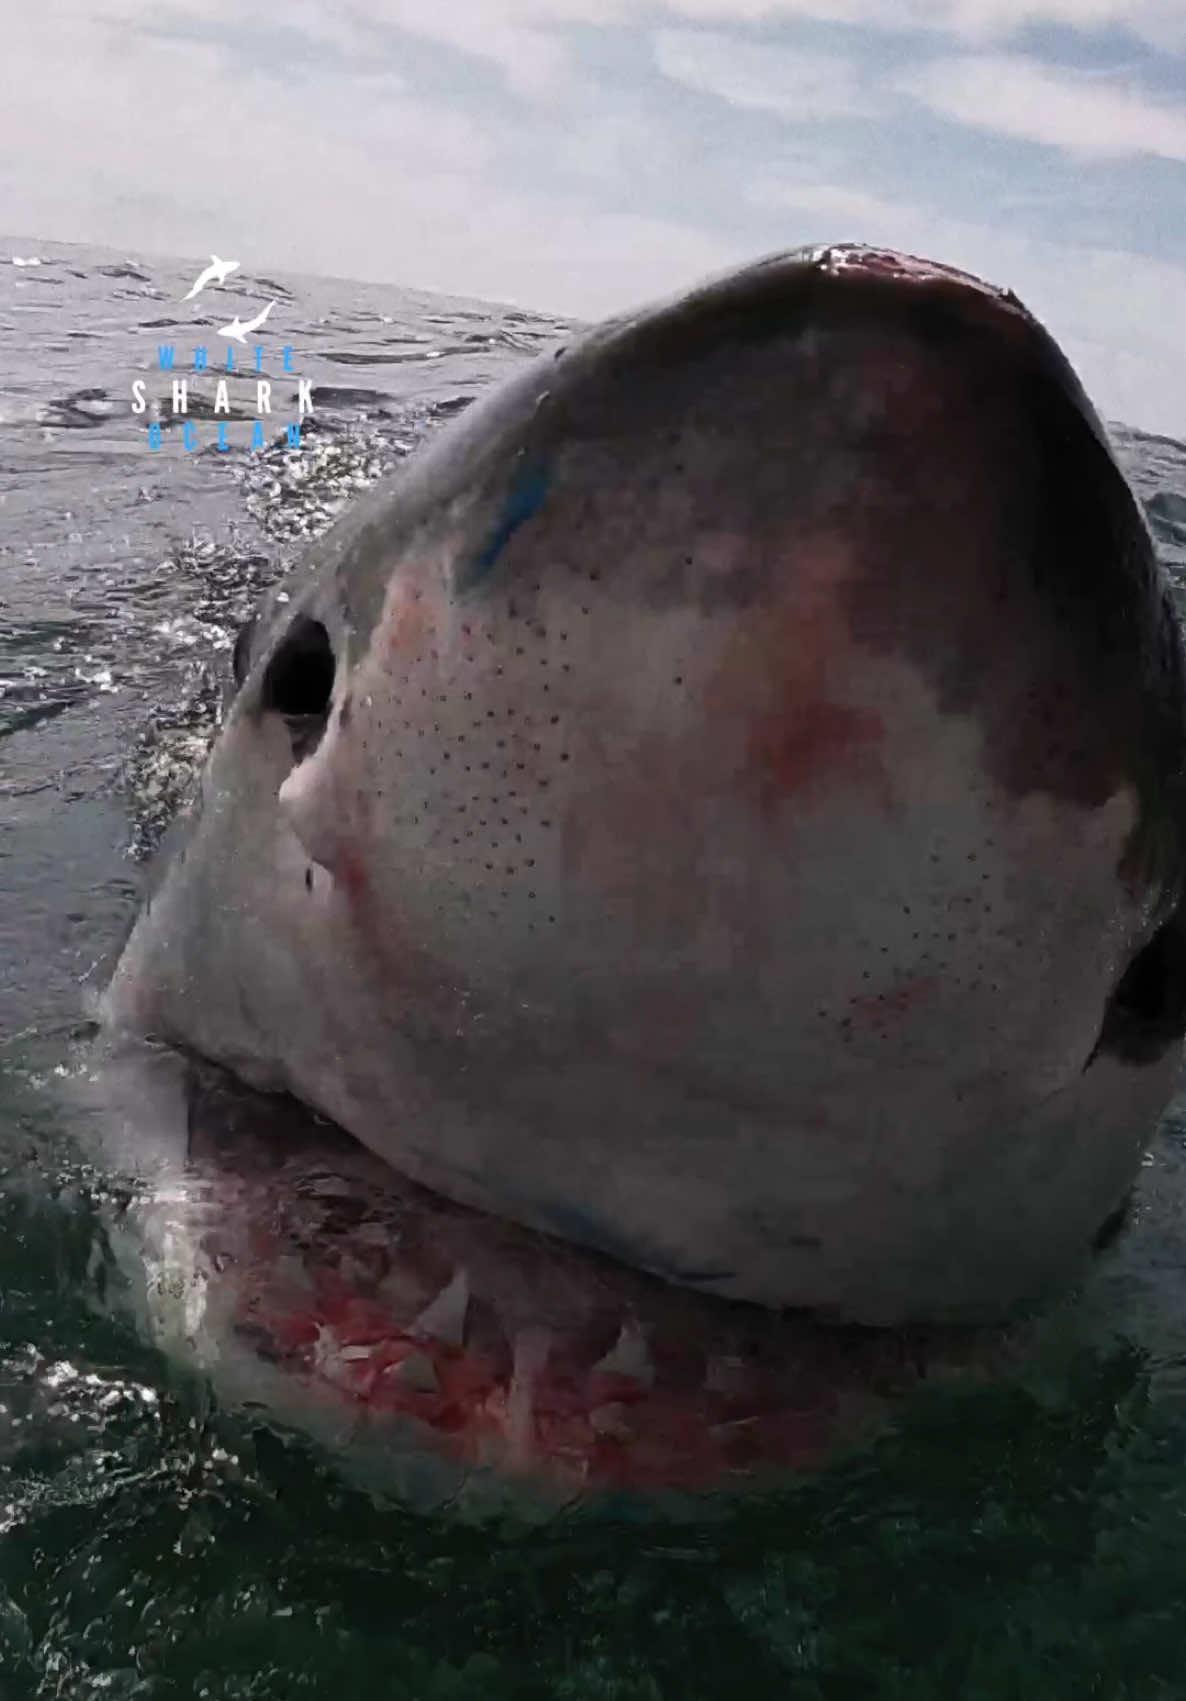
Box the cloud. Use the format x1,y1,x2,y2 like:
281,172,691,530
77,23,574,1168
749,178,919,226
0,1,738,315
6,0,1186,435
665,0,1186,53
75,0,1186,93
653,26,1186,170
654,28,870,117
329,0,580,98
899,53,1186,160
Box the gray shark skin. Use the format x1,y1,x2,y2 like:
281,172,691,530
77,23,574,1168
102,245,1186,1327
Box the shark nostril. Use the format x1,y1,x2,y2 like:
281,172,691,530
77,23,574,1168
260,616,335,760
1089,914,1186,1068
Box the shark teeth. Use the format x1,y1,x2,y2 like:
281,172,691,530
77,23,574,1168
704,1354,749,1396
591,1319,654,1387
311,1325,371,1388
588,1401,633,1440
504,1325,553,1463
409,1267,469,1346
386,1350,440,1394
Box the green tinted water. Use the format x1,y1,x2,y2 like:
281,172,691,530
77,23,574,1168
5,1047,1186,1700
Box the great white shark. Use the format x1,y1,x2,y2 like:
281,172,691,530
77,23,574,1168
94,244,1186,1497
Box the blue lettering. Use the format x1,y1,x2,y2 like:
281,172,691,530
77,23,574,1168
251,421,266,451
286,423,301,449
148,422,162,451
254,345,265,373
217,421,230,453
194,346,209,372
183,422,198,452
225,345,237,373
282,346,294,373
157,346,176,371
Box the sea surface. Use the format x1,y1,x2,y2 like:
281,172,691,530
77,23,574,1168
5,239,1186,1698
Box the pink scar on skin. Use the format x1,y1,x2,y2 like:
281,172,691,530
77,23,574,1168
334,843,370,901
385,584,435,656
701,541,893,821
748,699,887,817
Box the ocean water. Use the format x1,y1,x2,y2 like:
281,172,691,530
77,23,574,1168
5,240,1186,1698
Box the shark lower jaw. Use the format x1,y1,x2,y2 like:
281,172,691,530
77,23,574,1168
139,1065,948,1504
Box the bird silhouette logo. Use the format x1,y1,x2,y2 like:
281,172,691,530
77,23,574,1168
218,301,277,343
182,254,240,301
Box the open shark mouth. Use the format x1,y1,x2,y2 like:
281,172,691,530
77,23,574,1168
90,1047,994,1506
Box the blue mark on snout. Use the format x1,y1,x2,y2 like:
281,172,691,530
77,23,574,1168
457,457,550,593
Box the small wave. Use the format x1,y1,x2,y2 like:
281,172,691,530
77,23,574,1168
1147,490,1186,546
319,345,441,365
40,388,128,429
313,385,397,411
250,276,296,300
96,263,150,282
0,695,79,738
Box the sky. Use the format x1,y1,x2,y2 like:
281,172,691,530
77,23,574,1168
3,0,1186,432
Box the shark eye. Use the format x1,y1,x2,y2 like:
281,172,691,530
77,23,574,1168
260,615,335,760
1090,914,1186,1068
